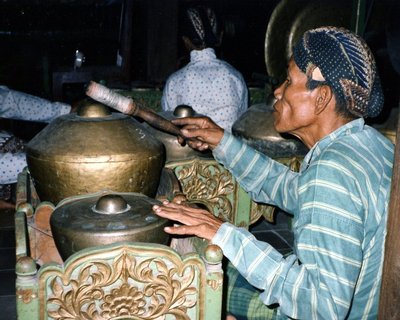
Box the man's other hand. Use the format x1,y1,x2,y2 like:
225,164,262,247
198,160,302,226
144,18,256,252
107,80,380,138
153,200,223,241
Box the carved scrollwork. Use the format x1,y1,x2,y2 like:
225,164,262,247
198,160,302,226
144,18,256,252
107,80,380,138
251,202,276,223
174,160,235,222
41,245,205,319
16,288,36,304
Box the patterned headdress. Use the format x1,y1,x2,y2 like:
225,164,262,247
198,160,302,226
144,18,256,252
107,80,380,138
183,6,220,48
293,27,383,118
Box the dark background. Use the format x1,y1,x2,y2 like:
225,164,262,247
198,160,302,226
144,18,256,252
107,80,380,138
0,0,399,119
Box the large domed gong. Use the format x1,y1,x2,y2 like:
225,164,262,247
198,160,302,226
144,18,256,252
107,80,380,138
232,100,308,158
265,0,352,86
26,103,165,204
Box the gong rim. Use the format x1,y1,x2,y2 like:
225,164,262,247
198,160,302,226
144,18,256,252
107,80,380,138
264,0,352,86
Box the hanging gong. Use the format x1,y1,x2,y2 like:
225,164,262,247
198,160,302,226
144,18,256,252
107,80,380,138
264,0,352,86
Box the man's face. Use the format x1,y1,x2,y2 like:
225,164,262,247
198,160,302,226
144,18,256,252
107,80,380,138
273,58,319,141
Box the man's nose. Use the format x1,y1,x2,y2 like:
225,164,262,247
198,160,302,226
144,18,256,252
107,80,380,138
273,81,285,100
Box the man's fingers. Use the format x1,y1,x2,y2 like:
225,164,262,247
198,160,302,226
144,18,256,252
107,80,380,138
162,201,210,215
153,202,223,241
180,124,202,130
186,140,209,150
181,127,206,139
164,224,216,241
172,117,206,127
164,224,198,235
153,203,208,220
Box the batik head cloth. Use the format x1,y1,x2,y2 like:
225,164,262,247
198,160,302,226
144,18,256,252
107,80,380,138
293,26,384,118
184,6,220,48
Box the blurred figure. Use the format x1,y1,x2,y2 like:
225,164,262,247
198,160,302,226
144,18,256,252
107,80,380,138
161,5,248,131
0,86,73,208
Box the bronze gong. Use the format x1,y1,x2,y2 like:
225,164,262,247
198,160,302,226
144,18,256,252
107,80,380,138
50,192,170,260
265,0,352,86
26,102,166,204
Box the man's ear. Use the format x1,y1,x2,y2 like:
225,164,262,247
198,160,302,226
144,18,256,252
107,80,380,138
315,85,334,115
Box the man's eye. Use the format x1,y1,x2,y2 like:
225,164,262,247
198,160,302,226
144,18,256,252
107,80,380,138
285,78,291,86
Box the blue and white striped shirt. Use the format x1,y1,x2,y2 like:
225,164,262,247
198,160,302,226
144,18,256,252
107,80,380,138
212,118,394,319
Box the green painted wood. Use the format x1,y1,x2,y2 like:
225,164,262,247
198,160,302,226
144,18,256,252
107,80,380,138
235,186,252,227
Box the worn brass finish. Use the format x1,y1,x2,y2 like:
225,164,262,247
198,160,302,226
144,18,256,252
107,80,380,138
94,194,130,214
39,244,206,319
264,0,352,86
144,105,213,163
26,103,165,204
77,102,112,117
232,102,308,158
173,104,196,118
50,192,170,260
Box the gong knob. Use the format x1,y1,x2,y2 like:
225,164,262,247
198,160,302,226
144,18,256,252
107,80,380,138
93,194,130,214
173,104,195,118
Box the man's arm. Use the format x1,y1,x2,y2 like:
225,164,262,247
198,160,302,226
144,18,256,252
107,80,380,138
172,117,299,211
0,151,27,185
0,86,71,122
213,132,300,213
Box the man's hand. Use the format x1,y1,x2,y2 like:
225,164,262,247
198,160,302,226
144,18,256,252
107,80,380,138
172,116,224,151
152,200,224,241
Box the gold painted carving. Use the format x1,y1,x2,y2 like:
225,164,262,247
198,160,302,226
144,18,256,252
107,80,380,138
206,279,223,291
251,202,276,223
41,246,205,319
175,160,234,221
16,288,36,304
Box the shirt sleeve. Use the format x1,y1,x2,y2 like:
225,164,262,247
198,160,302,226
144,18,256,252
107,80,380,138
0,86,71,122
213,132,299,213
0,152,27,184
161,78,176,111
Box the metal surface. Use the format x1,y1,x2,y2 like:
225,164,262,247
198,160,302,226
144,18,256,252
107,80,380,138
265,0,352,86
144,105,213,163
74,50,85,69
50,192,170,260
26,102,165,205
232,99,308,158
93,194,130,214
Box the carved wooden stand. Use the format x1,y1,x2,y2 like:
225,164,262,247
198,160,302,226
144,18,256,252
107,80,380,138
15,167,223,320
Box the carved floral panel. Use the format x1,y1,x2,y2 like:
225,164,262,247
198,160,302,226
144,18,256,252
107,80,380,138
39,245,206,320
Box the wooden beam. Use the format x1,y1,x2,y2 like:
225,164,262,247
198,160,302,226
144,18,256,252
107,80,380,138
146,0,178,83
379,104,400,319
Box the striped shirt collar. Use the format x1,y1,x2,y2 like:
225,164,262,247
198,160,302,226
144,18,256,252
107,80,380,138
301,118,365,172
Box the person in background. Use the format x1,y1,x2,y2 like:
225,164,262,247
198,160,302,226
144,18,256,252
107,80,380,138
161,5,248,131
0,85,73,209
153,27,394,319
